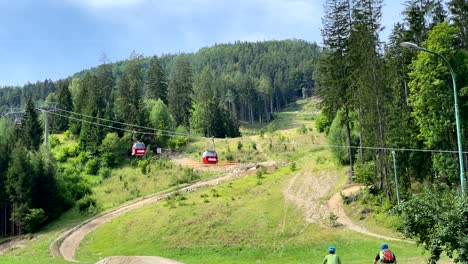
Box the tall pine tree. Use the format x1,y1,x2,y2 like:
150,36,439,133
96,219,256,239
55,79,72,132
115,52,146,127
21,99,42,151
168,55,194,128
146,56,168,104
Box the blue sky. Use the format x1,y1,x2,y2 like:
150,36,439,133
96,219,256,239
0,0,405,86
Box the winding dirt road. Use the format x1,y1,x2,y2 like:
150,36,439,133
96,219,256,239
50,161,262,263
327,185,408,242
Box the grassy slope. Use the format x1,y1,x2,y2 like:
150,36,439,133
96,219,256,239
75,98,431,264
0,209,89,264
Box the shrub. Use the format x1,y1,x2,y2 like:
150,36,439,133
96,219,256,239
226,152,234,161
72,180,92,200
210,188,220,197
315,113,331,133
290,162,297,171
138,159,149,174
49,136,61,148
65,143,80,158
98,166,112,179
55,149,68,162
77,196,97,213
297,124,308,134
260,128,265,138
354,161,376,185
99,132,127,167
85,158,100,175
256,170,264,179
23,208,47,233
77,151,91,165
171,168,199,185
63,130,72,140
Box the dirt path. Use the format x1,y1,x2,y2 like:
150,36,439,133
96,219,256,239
50,161,264,263
95,256,184,264
327,185,408,242
284,170,340,224
0,237,32,254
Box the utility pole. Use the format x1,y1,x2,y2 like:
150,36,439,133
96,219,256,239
392,151,401,205
41,102,58,145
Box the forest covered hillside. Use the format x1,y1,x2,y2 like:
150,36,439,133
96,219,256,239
1,39,320,124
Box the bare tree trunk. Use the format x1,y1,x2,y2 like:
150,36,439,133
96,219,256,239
358,107,364,163
346,119,354,183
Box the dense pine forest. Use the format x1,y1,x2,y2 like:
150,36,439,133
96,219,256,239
0,0,467,262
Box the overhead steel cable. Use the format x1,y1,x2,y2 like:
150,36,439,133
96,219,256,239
50,109,468,154
55,108,206,139
278,142,468,154
49,111,154,136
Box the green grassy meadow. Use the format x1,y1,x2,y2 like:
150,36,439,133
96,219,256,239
75,148,428,264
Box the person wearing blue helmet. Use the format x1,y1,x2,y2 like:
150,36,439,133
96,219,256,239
322,245,342,264
373,243,397,263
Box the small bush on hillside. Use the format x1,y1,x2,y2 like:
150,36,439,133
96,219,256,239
226,152,234,161
237,141,243,151
65,143,80,158
164,192,187,208
251,142,257,150
171,168,199,185
99,132,127,167
138,159,149,174
72,180,92,200
354,161,376,186
297,124,308,134
98,166,112,179
49,136,61,148
63,130,73,140
315,113,331,134
77,151,91,165
85,158,100,175
256,170,264,179
210,188,220,197
327,213,339,227
55,149,68,162
168,126,189,150
290,162,297,171
315,155,326,164
260,128,265,138
77,196,97,213
23,208,47,233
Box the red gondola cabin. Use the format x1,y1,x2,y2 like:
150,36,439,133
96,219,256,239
202,149,218,164
132,142,146,156
14,118,23,126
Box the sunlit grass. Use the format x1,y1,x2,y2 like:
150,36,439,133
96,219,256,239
92,159,217,211
76,148,429,264
0,208,91,264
